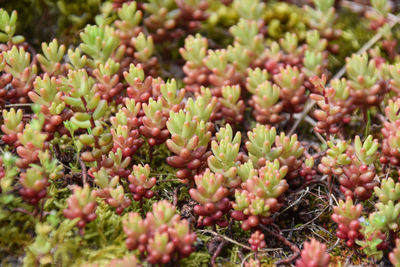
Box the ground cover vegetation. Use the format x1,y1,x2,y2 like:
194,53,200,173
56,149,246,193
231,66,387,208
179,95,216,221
1,0,400,266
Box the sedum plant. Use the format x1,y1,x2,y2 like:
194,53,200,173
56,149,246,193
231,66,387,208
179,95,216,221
219,85,245,124
0,9,24,45
248,81,284,125
338,135,379,200
331,197,363,247
93,168,131,215
29,74,65,133
128,164,156,201
382,98,400,166
304,0,338,39
189,169,230,227
232,159,288,230
140,98,169,146
36,39,66,76
123,200,196,263
1,108,24,145
79,24,124,67
0,152,18,192
390,239,400,267
248,231,266,251
275,132,304,180
273,66,306,113
165,110,211,183
245,124,282,168
365,0,390,30
63,184,97,230
92,58,123,102
110,98,143,158
374,178,400,204
186,87,217,129
1,46,37,103
295,238,330,267
207,124,241,188
124,63,153,103
233,0,265,21
16,116,47,168
310,76,353,134
345,53,385,108
179,34,209,94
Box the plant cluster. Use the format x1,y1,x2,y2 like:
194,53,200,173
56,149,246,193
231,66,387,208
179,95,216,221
2,0,400,266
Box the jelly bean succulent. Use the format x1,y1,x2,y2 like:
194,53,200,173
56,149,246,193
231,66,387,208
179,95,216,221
295,238,330,267
123,201,196,263
189,169,230,227
3,1,400,266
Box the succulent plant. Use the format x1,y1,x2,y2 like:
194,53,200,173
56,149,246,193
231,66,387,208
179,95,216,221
218,85,245,124
128,164,156,201
1,108,24,145
0,152,18,192
160,79,185,112
248,231,266,251
123,212,148,252
331,197,363,247
0,9,25,45
365,0,390,31
63,184,97,229
374,178,400,204
318,139,351,176
1,45,37,103
110,98,143,158
180,34,209,93
114,2,142,43
16,116,47,168
207,124,241,188
233,0,265,21
80,25,124,67
345,53,386,108
355,223,386,261
310,76,353,134
166,110,211,183
369,200,400,231
3,1,400,265
186,87,218,128
93,168,130,214
304,0,338,39
245,124,282,168
29,74,65,133
275,132,304,180
295,238,330,267
140,98,169,146
123,64,152,103
92,58,123,102
248,81,284,125
338,135,379,200
273,66,306,113
36,39,66,76
189,169,230,227
124,201,196,263
232,159,288,230
390,239,400,267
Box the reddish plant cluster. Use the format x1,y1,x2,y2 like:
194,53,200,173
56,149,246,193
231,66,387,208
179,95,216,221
123,201,196,264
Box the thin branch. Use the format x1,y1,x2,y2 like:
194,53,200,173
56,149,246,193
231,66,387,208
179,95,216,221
281,204,330,232
197,229,282,252
211,239,226,267
79,157,88,185
13,207,35,217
